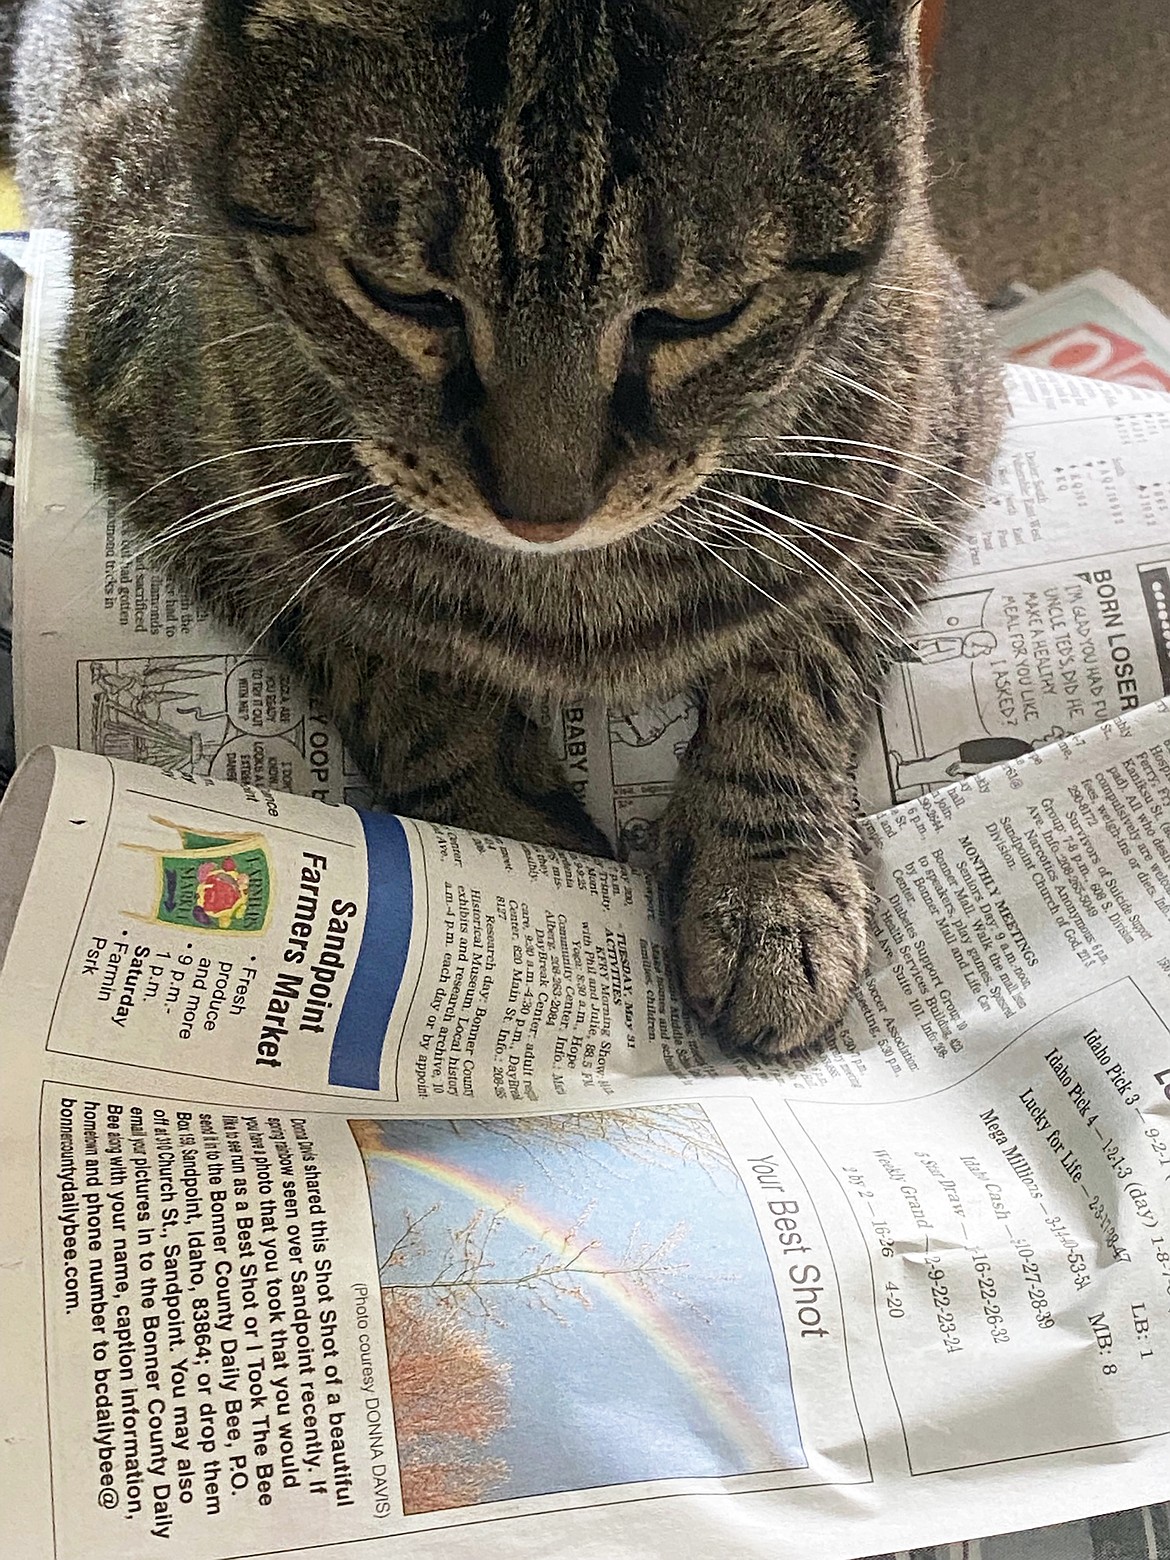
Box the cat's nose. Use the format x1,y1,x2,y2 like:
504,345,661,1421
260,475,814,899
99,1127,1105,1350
491,500,589,544
472,439,596,542
465,428,595,542
469,360,607,543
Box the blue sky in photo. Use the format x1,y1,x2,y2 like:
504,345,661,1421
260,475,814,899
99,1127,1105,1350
359,1109,805,1501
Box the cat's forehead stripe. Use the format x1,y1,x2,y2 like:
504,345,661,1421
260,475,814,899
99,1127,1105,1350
246,0,875,84
446,1,874,303
453,0,663,300
246,2,876,300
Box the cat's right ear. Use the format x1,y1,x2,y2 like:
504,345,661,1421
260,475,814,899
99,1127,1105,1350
699,0,921,61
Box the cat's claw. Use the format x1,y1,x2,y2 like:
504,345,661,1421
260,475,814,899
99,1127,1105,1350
669,846,870,1056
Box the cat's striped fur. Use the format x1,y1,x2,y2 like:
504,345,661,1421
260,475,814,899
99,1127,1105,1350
11,0,1003,1053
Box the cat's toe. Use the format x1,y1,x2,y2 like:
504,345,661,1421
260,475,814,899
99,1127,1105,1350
671,848,870,1056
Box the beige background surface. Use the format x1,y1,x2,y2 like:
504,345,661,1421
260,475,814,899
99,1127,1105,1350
927,0,1170,309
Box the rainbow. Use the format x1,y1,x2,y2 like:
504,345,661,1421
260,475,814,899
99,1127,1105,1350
366,1143,795,1471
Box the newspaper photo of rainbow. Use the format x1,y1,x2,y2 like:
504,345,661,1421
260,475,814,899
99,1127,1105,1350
349,1106,804,1513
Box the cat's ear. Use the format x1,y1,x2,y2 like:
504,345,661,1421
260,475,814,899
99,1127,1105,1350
719,0,919,52
712,0,920,64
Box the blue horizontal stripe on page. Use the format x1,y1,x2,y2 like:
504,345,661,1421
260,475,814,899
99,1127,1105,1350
328,812,413,1090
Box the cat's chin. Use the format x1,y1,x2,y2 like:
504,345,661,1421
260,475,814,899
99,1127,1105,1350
399,500,664,556
354,438,629,555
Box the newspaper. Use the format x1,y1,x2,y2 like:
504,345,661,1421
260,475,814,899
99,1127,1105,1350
15,234,1170,868
5,230,1170,1557
995,270,1170,392
2,706,1170,1560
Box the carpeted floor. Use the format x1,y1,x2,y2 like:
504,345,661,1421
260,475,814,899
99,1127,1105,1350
927,0,1170,311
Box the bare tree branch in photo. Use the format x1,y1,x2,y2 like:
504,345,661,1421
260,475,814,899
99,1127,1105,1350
446,1104,736,1192
384,1197,704,1329
378,1203,440,1278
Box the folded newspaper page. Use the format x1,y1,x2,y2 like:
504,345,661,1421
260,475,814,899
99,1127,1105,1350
2,703,1170,1560
13,234,1170,870
995,270,1170,392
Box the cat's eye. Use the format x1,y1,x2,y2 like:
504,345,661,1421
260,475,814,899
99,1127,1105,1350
787,250,870,278
225,202,314,238
632,296,753,344
345,261,464,329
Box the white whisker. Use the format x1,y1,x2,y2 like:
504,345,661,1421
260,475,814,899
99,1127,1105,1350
738,509,937,570
200,323,282,354
231,505,421,665
58,474,358,613
711,472,929,526
818,363,907,414
366,137,440,171
244,486,391,587
732,447,983,509
658,514,797,623
114,474,351,574
742,432,990,492
115,438,357,520
871,283,951,300
700,497,913,627
695,499,911,650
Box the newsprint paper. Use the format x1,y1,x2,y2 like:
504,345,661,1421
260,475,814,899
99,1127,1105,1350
994,269,1170,394
2,708,1170,1560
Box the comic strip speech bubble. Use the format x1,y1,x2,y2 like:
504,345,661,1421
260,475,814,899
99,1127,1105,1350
223,658,300,738
210,733,313,795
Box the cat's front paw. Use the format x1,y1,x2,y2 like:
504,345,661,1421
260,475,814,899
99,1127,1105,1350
668,842,870,1056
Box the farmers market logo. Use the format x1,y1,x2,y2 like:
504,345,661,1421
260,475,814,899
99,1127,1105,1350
123,818,273,933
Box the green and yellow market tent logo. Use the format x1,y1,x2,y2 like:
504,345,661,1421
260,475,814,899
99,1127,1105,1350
122,818,273,933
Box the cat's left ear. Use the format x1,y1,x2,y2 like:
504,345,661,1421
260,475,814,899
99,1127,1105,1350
717,0,922,64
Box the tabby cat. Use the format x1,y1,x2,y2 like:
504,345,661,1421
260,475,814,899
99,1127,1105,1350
11,0,1002,1054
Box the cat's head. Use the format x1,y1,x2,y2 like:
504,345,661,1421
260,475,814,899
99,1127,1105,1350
186,0,921,553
